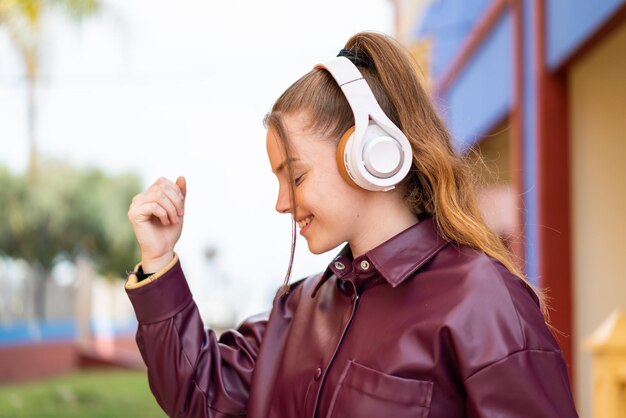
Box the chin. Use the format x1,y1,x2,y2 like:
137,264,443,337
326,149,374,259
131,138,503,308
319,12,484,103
308,246,327,255
305,240,324,255
305,237,342,255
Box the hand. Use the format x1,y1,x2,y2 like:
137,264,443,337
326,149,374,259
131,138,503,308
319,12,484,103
127,176,187,272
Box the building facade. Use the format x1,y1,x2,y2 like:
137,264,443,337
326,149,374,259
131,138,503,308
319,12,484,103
396,0,626,416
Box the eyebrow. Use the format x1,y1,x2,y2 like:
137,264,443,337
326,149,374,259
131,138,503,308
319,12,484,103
273,158,300,175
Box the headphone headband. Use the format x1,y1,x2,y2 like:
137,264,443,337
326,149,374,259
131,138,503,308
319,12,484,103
314,57,412,191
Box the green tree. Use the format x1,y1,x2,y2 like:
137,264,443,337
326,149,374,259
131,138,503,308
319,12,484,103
0,162,141,319
0,0,100,179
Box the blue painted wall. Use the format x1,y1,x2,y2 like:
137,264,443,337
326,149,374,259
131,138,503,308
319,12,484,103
446,12,514,152
0,320,77,346
546,0,626,69
417,0,626,75
0,319,137,347
416,0,494,78
412,0,624,284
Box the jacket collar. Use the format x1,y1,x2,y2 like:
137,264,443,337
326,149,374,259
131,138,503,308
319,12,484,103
314,216,449,296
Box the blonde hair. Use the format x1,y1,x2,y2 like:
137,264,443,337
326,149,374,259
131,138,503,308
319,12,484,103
265,31,547,317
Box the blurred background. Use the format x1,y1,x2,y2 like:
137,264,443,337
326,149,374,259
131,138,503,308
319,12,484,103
1,0,625,417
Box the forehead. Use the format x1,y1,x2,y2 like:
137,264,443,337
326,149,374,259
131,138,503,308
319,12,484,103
266,114,328,171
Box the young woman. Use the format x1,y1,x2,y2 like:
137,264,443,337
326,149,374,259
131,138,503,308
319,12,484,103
126,32,578,417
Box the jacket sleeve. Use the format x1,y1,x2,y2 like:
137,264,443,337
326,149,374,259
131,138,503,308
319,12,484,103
448,259,579,418
125,256,267,417
464,348,579,418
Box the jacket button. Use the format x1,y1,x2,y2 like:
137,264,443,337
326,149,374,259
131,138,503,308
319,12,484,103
360,260,370,270
314,368,322,380
334,261,345,270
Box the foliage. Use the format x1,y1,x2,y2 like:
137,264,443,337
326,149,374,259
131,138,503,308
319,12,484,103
0,0,102,178
0,0,101,73
0,369,166,417
0,162,141,279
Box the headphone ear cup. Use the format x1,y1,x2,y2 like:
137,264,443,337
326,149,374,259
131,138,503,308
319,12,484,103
336,126,360,189
361,124,405,179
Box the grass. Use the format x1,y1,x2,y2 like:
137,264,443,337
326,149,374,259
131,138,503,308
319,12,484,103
0,369,167,418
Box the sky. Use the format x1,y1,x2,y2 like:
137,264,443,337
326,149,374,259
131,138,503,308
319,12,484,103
0,0,394,321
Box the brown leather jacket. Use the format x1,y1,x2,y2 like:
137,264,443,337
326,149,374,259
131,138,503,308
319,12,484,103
125,217,578,417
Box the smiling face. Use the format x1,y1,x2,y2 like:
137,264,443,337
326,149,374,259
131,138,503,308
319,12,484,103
266,113,371,254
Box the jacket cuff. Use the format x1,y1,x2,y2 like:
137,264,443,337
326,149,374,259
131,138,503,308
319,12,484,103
125,253,179,290
125,257,193,324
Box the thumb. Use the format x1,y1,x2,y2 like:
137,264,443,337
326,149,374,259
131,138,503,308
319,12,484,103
176,176,187,198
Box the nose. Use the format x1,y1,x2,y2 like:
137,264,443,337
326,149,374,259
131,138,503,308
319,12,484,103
275,184,291,215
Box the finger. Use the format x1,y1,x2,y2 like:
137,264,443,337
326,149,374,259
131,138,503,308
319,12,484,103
148,189,181,224
176,176,187,198
129,198,169,225
153,202,172,226
144,201,170,225
150,177,185,212
154,184,185,216
140,181,184,217
152,176,174,189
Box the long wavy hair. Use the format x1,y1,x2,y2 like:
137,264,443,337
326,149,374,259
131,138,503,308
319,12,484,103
264,31,547,318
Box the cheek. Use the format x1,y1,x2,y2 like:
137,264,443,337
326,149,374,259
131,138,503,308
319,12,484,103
309,178,366,220
298,153,368,215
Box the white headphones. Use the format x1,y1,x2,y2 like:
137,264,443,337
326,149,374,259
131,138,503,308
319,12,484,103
314,56,412,192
